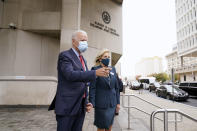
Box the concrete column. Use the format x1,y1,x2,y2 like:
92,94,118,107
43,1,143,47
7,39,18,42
60,0,81,51
0,1,3,27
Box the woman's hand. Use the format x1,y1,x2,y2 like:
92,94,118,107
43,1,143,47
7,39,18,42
116,104,120,113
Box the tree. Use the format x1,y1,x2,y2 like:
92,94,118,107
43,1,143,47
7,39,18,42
169,74,180,82
148,73,170,83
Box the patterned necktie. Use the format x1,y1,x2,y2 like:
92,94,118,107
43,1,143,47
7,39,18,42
79,55,86,98
79,55,85,71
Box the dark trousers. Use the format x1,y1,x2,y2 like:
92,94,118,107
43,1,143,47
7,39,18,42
56,99,86,131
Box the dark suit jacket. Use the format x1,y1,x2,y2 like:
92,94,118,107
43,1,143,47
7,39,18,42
89,66,120,108
48,48,96,116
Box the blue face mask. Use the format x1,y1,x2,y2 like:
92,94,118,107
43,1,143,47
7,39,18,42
78,41,88,53
101,58,110,67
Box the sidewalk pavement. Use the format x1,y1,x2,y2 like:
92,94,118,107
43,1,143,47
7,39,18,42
83,103,149,131
83,87,197,131
0,89,150,131
121,87,197,131
83,92,149,131
0,107,125,131
1,87,196,131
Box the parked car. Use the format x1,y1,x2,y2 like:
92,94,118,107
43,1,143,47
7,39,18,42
179,82,197,96
149,82,161,92
155,85,189,101
162,82,173,85
130,81,140,90
162,82,178,86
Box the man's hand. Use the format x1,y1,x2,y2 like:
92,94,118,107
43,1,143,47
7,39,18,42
116,104,120,113
96,67,111,77
86,103,93,113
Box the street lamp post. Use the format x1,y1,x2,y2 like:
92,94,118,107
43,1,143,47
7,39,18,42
171,68,175,102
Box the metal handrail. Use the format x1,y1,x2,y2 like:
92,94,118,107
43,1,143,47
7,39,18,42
150,109,197,131
122,94,162,109
120,94,182,129
121,94,164,129
0,76,58,83
126,106,163,122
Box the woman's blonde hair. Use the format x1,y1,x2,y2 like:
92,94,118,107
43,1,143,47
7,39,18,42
95,48,110,66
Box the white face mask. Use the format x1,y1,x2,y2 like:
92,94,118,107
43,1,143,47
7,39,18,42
78,41,88,53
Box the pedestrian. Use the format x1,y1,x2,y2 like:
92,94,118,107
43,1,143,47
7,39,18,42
48,30,111,131
89,49,120,131
115,73,123,115
139,82,143,94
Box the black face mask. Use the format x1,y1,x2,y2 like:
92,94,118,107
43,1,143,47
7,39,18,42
101,58,110,67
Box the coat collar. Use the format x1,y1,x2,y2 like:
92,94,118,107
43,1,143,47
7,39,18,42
69,48,88,71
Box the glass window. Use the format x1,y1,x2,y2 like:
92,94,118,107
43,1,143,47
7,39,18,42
195,35,197,43
193,36,195,45
189,83,197,87
184,75,186,81
193,21,196,31
190,38,192,46
196,21,197,30
180,82,189,86
193,8,196,17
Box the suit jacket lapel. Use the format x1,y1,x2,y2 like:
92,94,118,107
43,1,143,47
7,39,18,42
96,65,110,87
106,70,115,89
69,49,84,71
105,76,111,88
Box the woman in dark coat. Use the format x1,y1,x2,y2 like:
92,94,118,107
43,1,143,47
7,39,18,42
89,49,120,131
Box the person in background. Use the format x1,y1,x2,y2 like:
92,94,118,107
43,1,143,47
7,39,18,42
139,82,143,94
115,73,123,115
89,49,120,131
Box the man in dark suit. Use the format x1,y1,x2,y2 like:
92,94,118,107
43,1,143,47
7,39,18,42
49,30,110,131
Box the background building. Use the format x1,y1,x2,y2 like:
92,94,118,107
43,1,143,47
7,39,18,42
166,45,197,82
135,56,163,76
0,0,123,105
166,45,182,74
176,0,197,57
167,0,197,82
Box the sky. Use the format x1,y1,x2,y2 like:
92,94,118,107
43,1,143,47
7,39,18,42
121,0,177,78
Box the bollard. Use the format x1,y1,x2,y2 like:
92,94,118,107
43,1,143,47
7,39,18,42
164,110,168,131
175,113,177,131
128,95,131,129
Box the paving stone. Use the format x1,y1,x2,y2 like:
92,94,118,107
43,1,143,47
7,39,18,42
0,108,122,131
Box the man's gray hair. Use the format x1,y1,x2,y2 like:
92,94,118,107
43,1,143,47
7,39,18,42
72,30,87,40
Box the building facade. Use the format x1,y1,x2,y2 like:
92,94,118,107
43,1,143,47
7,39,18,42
169,0,197,82
0,0,123,105
166,45,197,82
135,56,163,76
176,0,197,57
166,45,181,74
